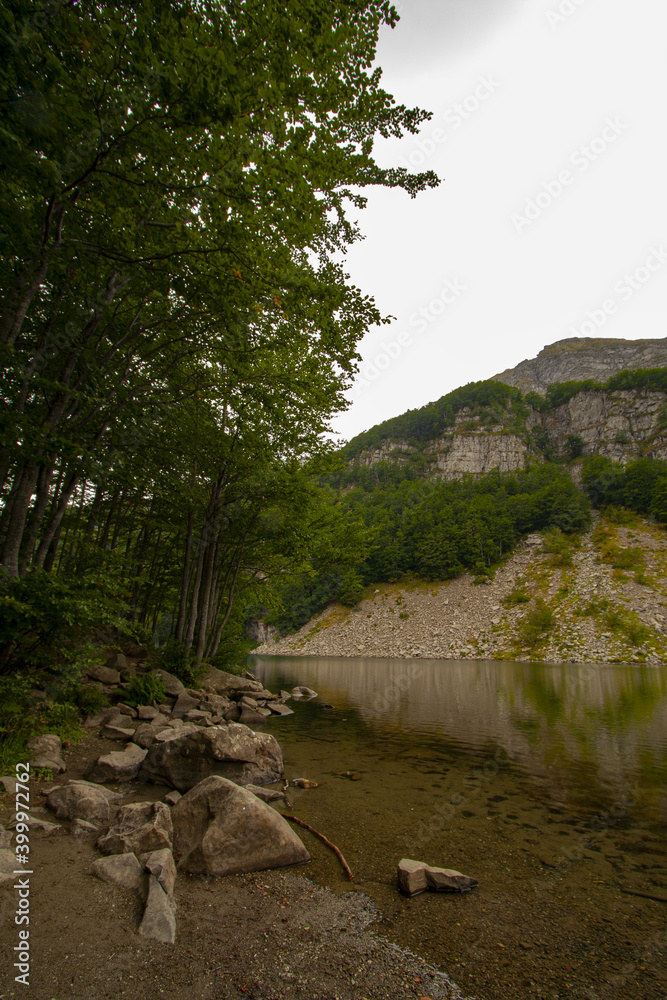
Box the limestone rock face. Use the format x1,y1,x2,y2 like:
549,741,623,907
397,858,478,896
139,724,284,791
493,336,667,395
46,780,121,825
98,801,173,856
172,775,310,876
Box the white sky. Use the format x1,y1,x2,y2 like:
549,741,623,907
332,0,667,442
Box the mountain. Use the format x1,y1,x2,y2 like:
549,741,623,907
492,337,667,395
344,343,667,480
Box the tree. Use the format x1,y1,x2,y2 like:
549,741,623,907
0,0,438,664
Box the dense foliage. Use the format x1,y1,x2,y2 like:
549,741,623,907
0,0,437,676
582,457,667,522
267,462,590,633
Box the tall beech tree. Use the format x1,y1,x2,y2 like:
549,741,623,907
0,0,437,664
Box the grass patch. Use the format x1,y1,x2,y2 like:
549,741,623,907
541,528,580,567
504,579,531,608
520,598,554,648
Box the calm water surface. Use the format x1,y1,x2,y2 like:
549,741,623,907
251,656,667,1000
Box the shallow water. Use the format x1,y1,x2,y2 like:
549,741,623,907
251,656,667,1000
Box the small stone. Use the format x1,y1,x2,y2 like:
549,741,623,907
71,818,99,836
149,712,170,728
397,858,478,896
101,724,136,741
105,652,128,671
116,703,138,718
164,790,182,807
245,785,285,803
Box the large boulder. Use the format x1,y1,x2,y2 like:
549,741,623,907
46,780,122,825
98,801,173,856
200,667,264,698
172,775,310,876
139,724,283,792
88,743,147,783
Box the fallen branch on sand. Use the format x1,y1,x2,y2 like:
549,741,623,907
620,886,667,903
281,814,354,881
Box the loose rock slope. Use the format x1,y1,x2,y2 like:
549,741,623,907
255,514,667,665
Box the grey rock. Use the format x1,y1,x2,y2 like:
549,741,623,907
164,790,182,807
269,703,294,716
172,775,310,876
139,875,176,944
183,709,213,725
171,692,200,717
0,776,20,794
245,784,286,803
291,686,318,698
153,724,199,744
105,651,128,671
98,801,173,856
149,712,170,727
84,707,121,728
117,703,138,718
0,848,18,884
200,693,233,715
132,723,159,749
239,708,267,726
91,852,146,894
137,705,159,720
223,704,241,722
88,743,147,783
26,733,67,773
139,723,283,792
200,667,264,697
142,847,177,896
150,669,185,697
397,858,478,896
86,663,121,685
71,818,99,836
101,724,136,741
46,780,121,825
8,814,60,833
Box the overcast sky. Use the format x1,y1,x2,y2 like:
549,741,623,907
332,0,667,442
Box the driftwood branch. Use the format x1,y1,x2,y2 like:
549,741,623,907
281,813,353,881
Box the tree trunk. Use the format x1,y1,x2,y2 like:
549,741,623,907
0,462,40,576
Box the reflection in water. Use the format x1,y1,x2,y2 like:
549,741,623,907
253,656,667,820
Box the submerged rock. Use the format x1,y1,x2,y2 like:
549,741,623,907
172,775,310,876
397,858,478,896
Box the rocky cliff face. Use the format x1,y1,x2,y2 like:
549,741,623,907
353,387,667,477
492,337,667,394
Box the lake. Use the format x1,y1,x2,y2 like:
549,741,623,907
252,655,667,1000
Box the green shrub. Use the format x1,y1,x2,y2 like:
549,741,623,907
521,599,554,648
123,673,166,708
75,685,110,716
0,675,83,773
151,638,205,688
